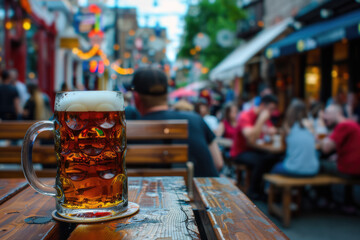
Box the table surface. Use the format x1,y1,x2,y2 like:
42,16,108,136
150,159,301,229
0,177,287,240
0,177,199,240
194,178,289,240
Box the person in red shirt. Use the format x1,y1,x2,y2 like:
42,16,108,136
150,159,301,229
321,104,360,176
216,103,238,139
230,95,280,199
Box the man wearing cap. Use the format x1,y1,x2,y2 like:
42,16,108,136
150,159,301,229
131,68,223,177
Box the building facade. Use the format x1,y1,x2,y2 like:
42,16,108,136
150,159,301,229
266,0,360,109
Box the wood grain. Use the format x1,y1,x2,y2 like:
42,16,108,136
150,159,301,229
0,179,28,205
127,145,188,163
0,179,58,240
193,177,289,240
68,177,199,240
0,120,190,182
0,145,187,164
0,120,188,140
127,120,188,140
0,121,53,140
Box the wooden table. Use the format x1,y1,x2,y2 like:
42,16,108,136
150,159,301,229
0,177,287,239
194,178,289,240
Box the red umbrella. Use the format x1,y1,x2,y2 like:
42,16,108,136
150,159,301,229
169,88,197,98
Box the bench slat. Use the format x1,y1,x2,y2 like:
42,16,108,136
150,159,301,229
0,120,189,140
264,174,360,186
127,120,188,140
0,120,191,185
0,145,188,164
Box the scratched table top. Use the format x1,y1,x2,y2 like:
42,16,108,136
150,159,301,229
0,177,287,240
0,177,199,240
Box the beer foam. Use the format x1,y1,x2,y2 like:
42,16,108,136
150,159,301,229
55,91,124,112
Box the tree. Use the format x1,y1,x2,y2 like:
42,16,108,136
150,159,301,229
177,0,246,72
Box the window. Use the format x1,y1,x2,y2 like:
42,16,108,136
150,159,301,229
305,66,321,100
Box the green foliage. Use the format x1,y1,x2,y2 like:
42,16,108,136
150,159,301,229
178,0,246,71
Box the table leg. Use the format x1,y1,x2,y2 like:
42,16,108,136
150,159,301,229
282,187,291,227
268,184,275,215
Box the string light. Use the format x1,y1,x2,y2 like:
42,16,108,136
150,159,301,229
128,29,135,36
98,49,110,66
149,35,156,42
111,63,134,75
28,72,35,79
73,45,100,60
89,60,98,73
113,44,120,50
72,45,133,75
201,67,209,74
23,19,31,30
124,52,131,59
5,21,12,30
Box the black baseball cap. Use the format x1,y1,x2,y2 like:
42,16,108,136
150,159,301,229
131,68,168,95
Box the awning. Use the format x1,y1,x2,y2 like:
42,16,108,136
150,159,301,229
210,18,293,81
266,9,360,59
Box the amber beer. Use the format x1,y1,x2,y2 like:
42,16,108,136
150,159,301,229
21,91,127,220
54,92,127,218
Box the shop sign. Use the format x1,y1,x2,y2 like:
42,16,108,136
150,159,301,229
60,38,79,49
265,48,280,59
296,39,316,52
316,28,345,46
74,12,95,34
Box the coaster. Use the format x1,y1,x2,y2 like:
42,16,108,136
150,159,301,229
52,202,140,223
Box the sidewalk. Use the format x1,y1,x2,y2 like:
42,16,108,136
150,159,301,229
255,200,360,240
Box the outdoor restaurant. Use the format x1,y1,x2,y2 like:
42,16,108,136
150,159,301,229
0,0,360,239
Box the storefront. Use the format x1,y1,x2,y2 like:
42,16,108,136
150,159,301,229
4,0,57,104
209,18,292,100
266,6,360,104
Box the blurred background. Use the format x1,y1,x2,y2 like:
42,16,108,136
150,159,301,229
1,1,360,238
1,0,360,110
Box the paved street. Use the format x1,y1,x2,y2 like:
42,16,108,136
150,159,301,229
256,200,360,240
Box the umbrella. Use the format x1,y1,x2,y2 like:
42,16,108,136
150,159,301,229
185,81,209,91
169,88,197,98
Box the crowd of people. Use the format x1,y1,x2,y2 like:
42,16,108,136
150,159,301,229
2,67,360,209
127,68,360,209
0,69,52,121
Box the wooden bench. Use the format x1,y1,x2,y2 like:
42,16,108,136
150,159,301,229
193,177,289,239
0,120,193,193
264,174,360,227
235,164,252,193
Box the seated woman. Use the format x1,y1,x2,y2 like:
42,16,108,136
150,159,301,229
271,99,319,176
216,103,238,139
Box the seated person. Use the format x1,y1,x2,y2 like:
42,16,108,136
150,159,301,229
308,101,328,138
271,99,319,176
132,68,223,177
230,95,280,198
216,103,238,139
321,104,360,177
194,99,219,132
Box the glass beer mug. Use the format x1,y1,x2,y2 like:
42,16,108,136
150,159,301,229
21,91,128,220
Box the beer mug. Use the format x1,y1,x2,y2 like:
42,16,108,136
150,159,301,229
21,91,128,220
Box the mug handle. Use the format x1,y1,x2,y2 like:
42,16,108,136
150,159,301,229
21,121,57,197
